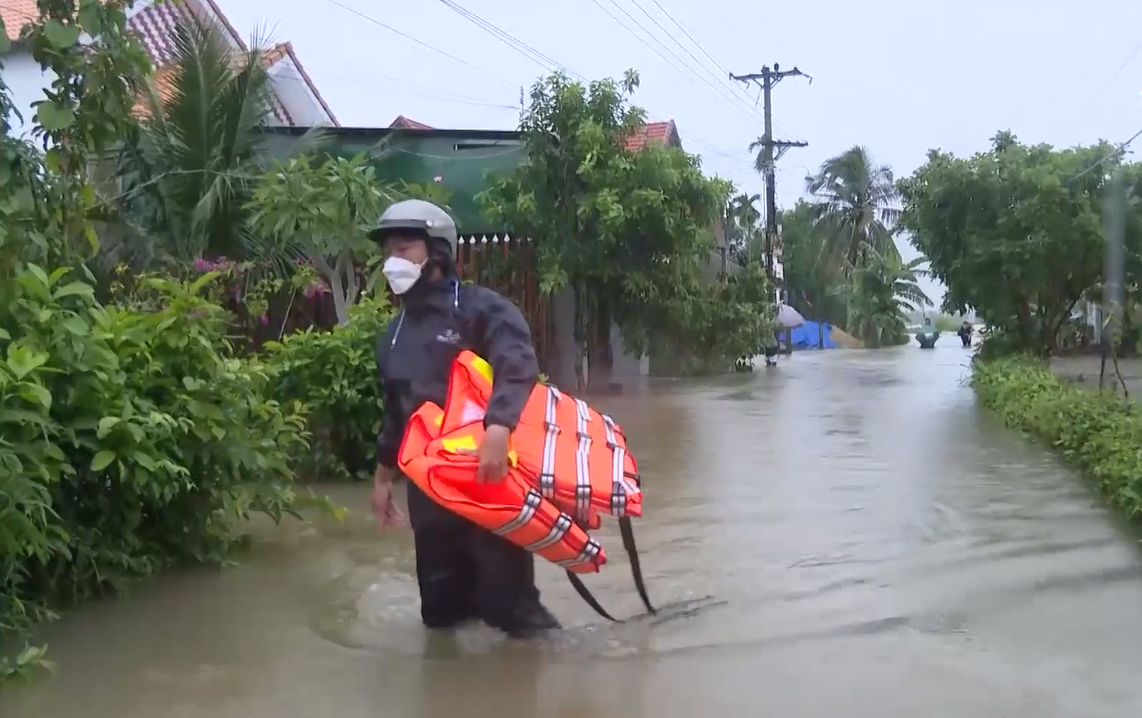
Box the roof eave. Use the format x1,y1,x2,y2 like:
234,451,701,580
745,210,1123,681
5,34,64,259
280,43,339,127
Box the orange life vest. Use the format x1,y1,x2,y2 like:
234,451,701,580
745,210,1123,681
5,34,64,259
438,352,644,527
399,402,606,573
397,351,655,618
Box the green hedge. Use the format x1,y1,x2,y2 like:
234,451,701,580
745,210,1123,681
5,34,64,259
262,298,396,481
972,356,1142,520
1,267,310,681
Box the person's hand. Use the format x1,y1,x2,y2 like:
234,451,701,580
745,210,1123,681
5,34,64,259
371,466,408,529
476,424,512,483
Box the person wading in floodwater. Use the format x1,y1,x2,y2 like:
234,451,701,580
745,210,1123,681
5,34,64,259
957,321,973,347
368,199,561,639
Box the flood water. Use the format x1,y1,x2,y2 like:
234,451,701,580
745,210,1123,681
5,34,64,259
4,342,1142,717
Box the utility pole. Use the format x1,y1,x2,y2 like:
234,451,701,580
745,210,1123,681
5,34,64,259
730,64,810,302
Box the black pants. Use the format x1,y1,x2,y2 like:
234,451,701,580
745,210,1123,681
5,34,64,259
408,484,560,638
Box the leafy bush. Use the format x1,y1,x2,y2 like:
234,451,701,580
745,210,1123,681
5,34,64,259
262,297,397,481
1,266,309,680
973,355,1142,520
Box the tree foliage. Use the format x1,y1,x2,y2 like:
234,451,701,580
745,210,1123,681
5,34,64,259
899,131,1114,355
807,145,900,269
249,154,395,325
108,16,331,274
835,249,931,347
480,70,769,379
780,199,846,329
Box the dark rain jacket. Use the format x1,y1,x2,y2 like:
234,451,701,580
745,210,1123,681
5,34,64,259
375,275,538,526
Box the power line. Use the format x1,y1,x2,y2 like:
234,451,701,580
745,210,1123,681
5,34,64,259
1089,40,1142,101
324,0,751,168
647,0,733,79
626,0,757,112
426,0,750,162
322,0,515,86
1070,126,1142,181
596,0,760,124
436,0,576,78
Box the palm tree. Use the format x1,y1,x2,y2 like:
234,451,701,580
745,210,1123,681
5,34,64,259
106,17,323,272
805,146,899,272
838,249,932,347
724,192,762,262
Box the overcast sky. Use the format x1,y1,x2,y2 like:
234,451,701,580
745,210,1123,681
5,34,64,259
220,0,1142,307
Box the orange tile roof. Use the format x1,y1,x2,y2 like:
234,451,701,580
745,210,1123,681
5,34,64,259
625,120,679,151
1,0,40,41
390,115,434,130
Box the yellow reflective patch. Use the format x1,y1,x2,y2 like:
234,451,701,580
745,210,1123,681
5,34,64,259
508,449,518,467
469,354,494,385
441,435,479,453
434,414,443,427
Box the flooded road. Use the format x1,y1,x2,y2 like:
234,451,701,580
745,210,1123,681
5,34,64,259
4,343,1142,717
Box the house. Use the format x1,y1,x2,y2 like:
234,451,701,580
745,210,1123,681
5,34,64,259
0,0,337,137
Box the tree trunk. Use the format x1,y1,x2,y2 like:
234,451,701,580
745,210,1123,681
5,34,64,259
318,252,359,326
586,299,615,393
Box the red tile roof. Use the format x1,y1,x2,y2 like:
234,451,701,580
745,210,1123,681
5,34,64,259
1,0,41,40
625,120,679,151
390,115,434,130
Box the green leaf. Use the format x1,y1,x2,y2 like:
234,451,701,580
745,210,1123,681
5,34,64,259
6,344,49,380
17,383,52,409
96,416,121,438
44,19,82,49
53,282,95,301
0,328,9,340
26,263,50,290
62,315,90,336
91,450,116,472
77,0,104,36
36,101,76,132
84,223,100,253
133,452,157,471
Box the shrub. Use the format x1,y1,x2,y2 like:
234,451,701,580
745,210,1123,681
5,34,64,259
262,297,397,481
973,355,1142,520
1,266,309,680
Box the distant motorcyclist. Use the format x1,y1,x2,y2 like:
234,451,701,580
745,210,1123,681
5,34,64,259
369,199,560,638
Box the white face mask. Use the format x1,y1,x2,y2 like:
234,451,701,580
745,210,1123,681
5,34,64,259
382,256,425,295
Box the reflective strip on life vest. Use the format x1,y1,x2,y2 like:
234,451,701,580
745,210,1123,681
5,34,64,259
553,536,603,570
538,385,561,500
573,397,593,524
493,488,542,537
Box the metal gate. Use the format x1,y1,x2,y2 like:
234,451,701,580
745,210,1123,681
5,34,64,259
455,233,552,372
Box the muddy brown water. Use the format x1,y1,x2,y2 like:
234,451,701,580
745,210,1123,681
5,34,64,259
4,342,1142,717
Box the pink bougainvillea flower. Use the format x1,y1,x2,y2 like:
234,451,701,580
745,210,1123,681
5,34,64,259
433,176,443,183
259,314,269,325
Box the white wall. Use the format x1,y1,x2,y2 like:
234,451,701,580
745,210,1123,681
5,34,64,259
267,58,328,127
3,50,55,140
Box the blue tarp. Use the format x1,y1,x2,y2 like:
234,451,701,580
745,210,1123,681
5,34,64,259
788,320,839,349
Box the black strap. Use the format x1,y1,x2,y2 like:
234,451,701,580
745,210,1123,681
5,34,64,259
565,515,656,622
